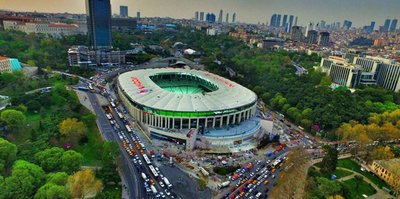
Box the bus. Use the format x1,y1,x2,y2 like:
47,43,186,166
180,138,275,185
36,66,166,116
143,154,151,165
117,112,124,119
298,126,304,131
148,165,159,178
125,125,132,133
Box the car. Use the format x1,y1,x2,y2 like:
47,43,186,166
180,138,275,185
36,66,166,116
256,168,260,172
250,172,255,177
257,181,262,186
255,192,262,198
138,160,142,165
133,159,137,164
249,188,254,193
160,192,166,198
165,189,171,195
159,181,165,187
272,175,276,179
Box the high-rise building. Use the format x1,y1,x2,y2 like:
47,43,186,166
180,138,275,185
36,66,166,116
383,19,391,32
317,32,330,46
232,13,236,23
377,63,400,92
137,11,140,20
206,13,216,23
288,15,294,32
282,15,288,27
370,21,375,31
270,14,277,27
86,0,112,50
218,9,223,23
343,20,352,30
305,22,312,37
120,6,128,18
226,13,229,23
294,16,298,26
276,14,281,28
195,11,199,21
320,20,326,29
306,30,318,44
291,26,303,42
199,12,204,21
389,19,398,32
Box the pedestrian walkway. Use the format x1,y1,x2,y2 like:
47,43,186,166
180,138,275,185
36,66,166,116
75,90,94,113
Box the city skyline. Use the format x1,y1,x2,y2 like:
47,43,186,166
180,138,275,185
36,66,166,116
0,0,399,27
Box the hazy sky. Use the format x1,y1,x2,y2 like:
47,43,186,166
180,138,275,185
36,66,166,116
0,0,399,27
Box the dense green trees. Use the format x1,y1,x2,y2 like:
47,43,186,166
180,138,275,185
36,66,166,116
34,147,83,174
0,109,26,130
98,142,121,185
4,160,46,199
34,183,70,199
0,138,17,174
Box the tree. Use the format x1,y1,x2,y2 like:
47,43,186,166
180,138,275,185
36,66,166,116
0,138,17,174
34,183,69,199
47,172,69,186
60,150,83,174
5,160,46,199
34,147,83,174
67,169,102,199
59,118,87,146
98,142,121,185
314,177,343,198
354,175,364,191
370,146,394,161
0,109,26,129
35,147,64,172
320,145,338,175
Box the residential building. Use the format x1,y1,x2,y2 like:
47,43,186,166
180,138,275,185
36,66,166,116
259,37,284,50
232,13,236,23
291,26,303,42
326,62,362,88
137,11,140,20
270,14,277,27
225,13,229,23
317,32,330,46
86,0,112,49
371,159,400,192
376,62,400,92
111,18,137,31
282,15,288,27
120,6,128,18
343,20,352,30
3,21,85,36
199,12,204,21
194,11,199,21
0,56,22,73
306,30,318,44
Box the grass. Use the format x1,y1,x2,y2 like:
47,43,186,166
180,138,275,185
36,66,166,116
337,159,390,189
342,178,376,199
333,168,353,179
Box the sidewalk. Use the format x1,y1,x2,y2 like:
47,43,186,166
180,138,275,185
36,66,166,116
75,90,95,113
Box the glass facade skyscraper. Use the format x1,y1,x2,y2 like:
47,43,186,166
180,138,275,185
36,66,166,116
86,0,112,49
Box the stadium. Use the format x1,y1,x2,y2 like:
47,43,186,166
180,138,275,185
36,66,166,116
117,68,260,151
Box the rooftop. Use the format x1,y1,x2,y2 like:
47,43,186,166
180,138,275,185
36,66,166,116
375,158,400,176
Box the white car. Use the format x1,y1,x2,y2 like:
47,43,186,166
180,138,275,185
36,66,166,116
159,181,165,187
165,189,171,195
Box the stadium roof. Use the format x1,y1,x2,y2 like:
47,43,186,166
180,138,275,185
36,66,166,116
118,68,257,112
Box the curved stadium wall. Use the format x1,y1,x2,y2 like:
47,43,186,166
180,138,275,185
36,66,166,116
117,68,257,132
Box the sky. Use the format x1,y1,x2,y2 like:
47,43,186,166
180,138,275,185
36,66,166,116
0,0,399,27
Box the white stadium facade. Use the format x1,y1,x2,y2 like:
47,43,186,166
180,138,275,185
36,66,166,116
117,68,261,152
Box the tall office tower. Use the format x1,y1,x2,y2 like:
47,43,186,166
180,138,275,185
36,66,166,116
137,11,140,20
120,6,128,18
318,32,330,46
343,20,352,30
232,13,236,23
270,14,277,27
226,13,229,23
218,9,223,23
86,0,112,50
305,22,312,37
206,13,216,23
370,21,375,32
389,19,398,32
294,16,298,26
282,14,288,27
307,30,318,44
195,11,199,21
276,14,281,27
288,15,294,32
383,19,391,32
199,12,204,21
291,26,303,42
